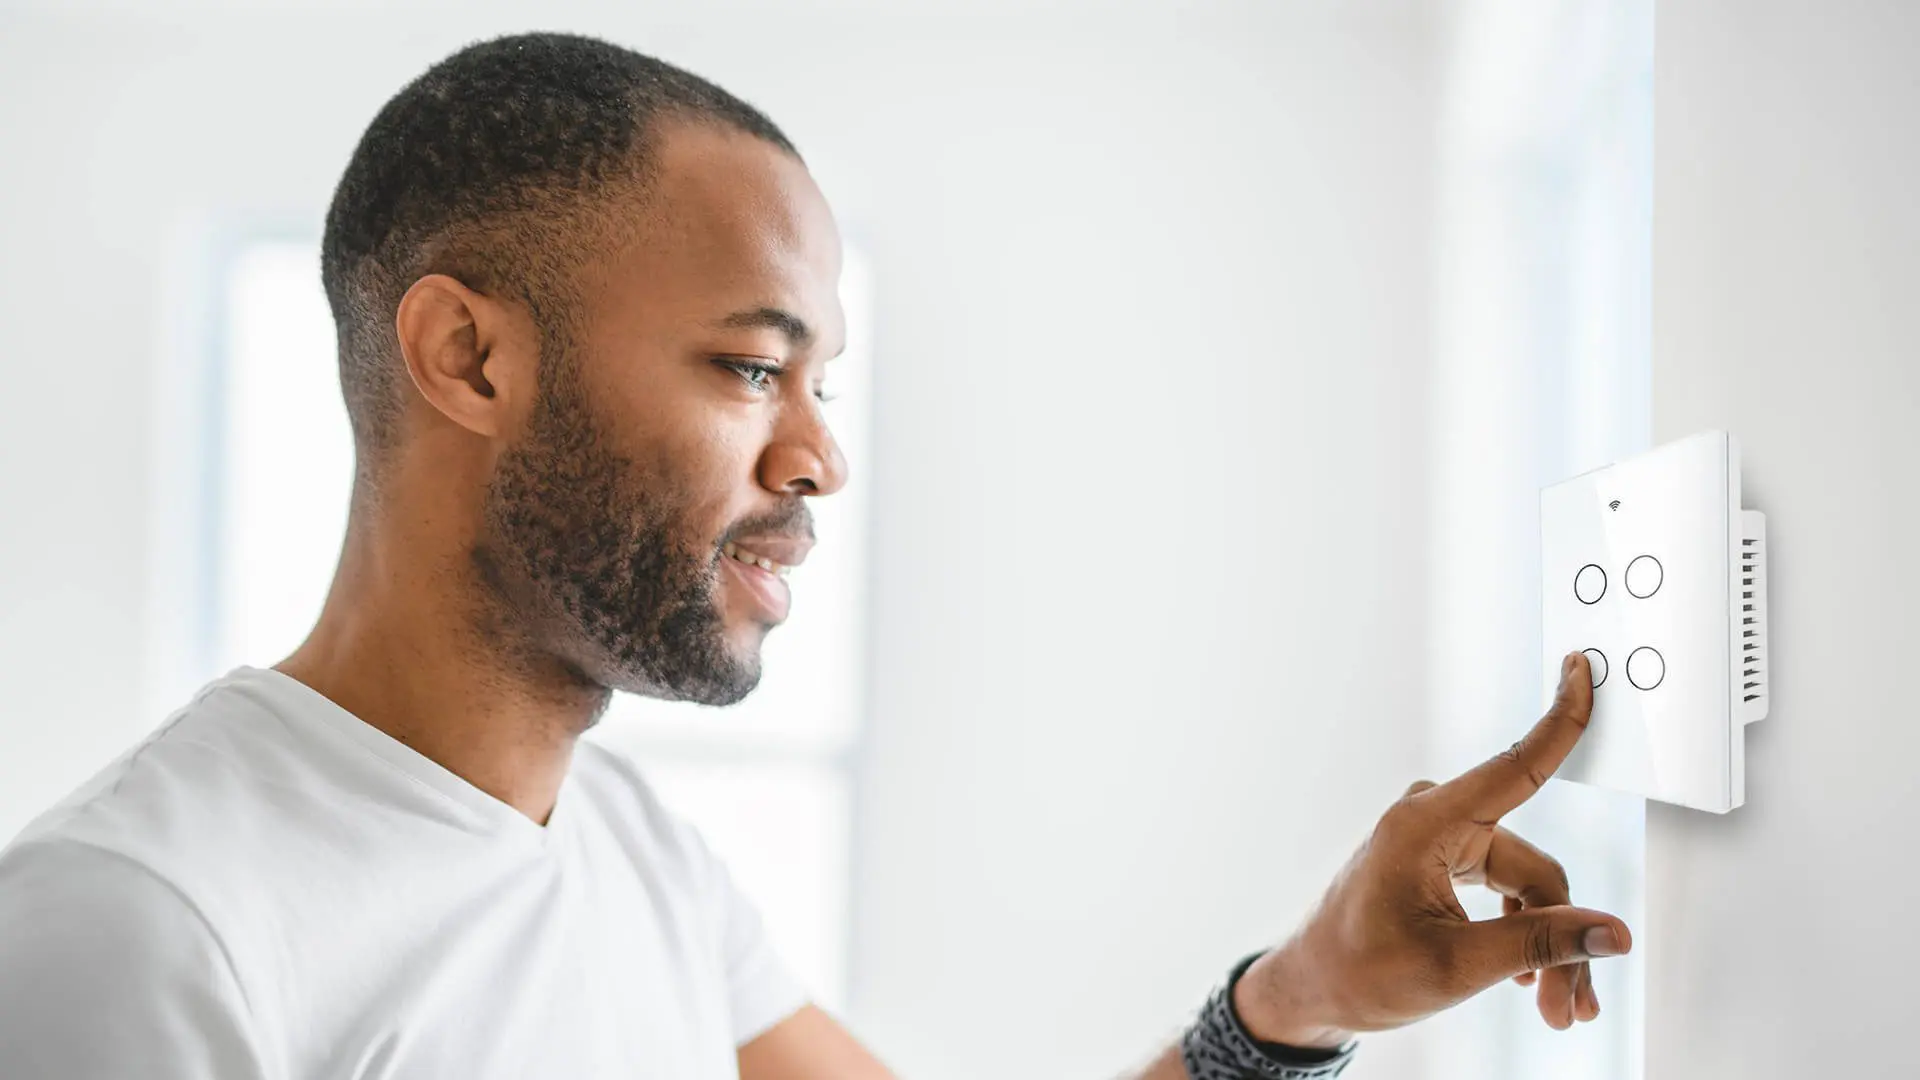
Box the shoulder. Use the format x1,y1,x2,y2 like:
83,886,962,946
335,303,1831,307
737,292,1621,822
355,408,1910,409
8,672,303,866
0,836,231,966
0,669,357,966
0,838,265,1076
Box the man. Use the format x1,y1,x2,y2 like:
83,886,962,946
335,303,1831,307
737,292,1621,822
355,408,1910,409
0,32,1627,1079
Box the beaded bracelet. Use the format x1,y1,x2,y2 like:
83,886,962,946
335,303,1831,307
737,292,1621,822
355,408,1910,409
1179,953,1358,1080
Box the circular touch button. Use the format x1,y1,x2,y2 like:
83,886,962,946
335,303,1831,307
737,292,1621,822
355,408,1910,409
1626,554,1664,599
1582,648,1608,688
1627,646,1665,690
1575,564,1607,605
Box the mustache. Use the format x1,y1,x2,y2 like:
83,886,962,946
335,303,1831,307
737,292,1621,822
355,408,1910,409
717,500,815,547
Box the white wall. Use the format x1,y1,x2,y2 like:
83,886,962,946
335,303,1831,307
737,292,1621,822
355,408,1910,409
0,4,1435,1078
1647,2,1920,1075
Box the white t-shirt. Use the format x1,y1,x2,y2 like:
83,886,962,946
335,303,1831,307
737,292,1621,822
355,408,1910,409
0,667,808,1079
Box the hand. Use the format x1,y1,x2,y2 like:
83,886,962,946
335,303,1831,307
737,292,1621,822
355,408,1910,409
1233,651,1632,1048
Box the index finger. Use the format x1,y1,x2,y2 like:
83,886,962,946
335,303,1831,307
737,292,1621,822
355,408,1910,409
1436,651,1595,820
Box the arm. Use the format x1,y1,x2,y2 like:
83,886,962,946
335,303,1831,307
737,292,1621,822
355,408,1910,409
1122,650,1629,1079
745,653,1630,1080
739,1005,898,1080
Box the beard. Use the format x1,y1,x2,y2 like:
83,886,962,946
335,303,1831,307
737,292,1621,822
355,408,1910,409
472,347,759,708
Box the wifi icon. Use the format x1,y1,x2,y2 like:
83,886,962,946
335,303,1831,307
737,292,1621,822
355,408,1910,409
1609,500,1622,511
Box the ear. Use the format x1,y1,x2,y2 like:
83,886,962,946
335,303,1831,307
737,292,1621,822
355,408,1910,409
393,273,536,440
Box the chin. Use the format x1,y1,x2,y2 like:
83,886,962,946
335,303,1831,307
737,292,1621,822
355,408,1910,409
605,665,762,708
719,630,770,680
691,652,764,707
580,633,762,707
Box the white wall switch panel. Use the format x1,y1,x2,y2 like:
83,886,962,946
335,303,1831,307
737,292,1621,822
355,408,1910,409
1541,430,1769,813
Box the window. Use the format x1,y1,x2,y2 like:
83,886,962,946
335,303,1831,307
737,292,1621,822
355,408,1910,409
192,239,872,1012
1427,2,1652,1077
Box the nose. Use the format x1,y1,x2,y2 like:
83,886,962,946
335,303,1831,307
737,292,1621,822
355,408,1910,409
758,398,848,498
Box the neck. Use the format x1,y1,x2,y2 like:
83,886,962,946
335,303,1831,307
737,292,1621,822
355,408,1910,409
276,494,609,826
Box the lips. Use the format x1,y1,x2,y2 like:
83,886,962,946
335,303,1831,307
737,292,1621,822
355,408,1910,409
716,529,813,625
721,533,814,573
721,540,794,577
720,548,793,623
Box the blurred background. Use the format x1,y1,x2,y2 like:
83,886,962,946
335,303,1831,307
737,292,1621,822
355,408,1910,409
0,1,1659,1078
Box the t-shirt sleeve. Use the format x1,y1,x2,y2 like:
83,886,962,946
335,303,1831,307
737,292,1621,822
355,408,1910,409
693,833,811,1046
0,839,270,1079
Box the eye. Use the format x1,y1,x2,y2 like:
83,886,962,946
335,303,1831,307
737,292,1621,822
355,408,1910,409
717,358,781,393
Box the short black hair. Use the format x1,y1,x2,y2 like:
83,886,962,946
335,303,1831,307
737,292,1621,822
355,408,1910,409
320,32,797,461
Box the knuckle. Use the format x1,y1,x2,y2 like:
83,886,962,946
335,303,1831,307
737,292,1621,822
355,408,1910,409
1551,701,1592,730
1380,793,1434,839
1549,858,1571,896
1517,883,1562,909
1499,742,1549,792
1522,919,1562,971
1373,805,1410,844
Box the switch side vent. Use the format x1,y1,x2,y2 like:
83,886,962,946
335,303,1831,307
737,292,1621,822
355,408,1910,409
1738,509,1769,724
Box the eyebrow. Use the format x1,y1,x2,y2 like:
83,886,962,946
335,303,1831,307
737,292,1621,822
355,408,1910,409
715,306,814,348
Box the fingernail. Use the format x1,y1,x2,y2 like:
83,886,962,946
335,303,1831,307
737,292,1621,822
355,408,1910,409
1562,652,1579,679
1584,927,1625,956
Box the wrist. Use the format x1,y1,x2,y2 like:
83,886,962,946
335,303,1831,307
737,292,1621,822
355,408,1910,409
1231,946,1355,1052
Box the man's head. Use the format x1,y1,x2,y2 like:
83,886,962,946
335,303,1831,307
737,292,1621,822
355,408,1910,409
321,32,847,708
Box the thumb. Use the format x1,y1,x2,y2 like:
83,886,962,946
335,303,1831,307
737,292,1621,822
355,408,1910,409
1462,907,1632,984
